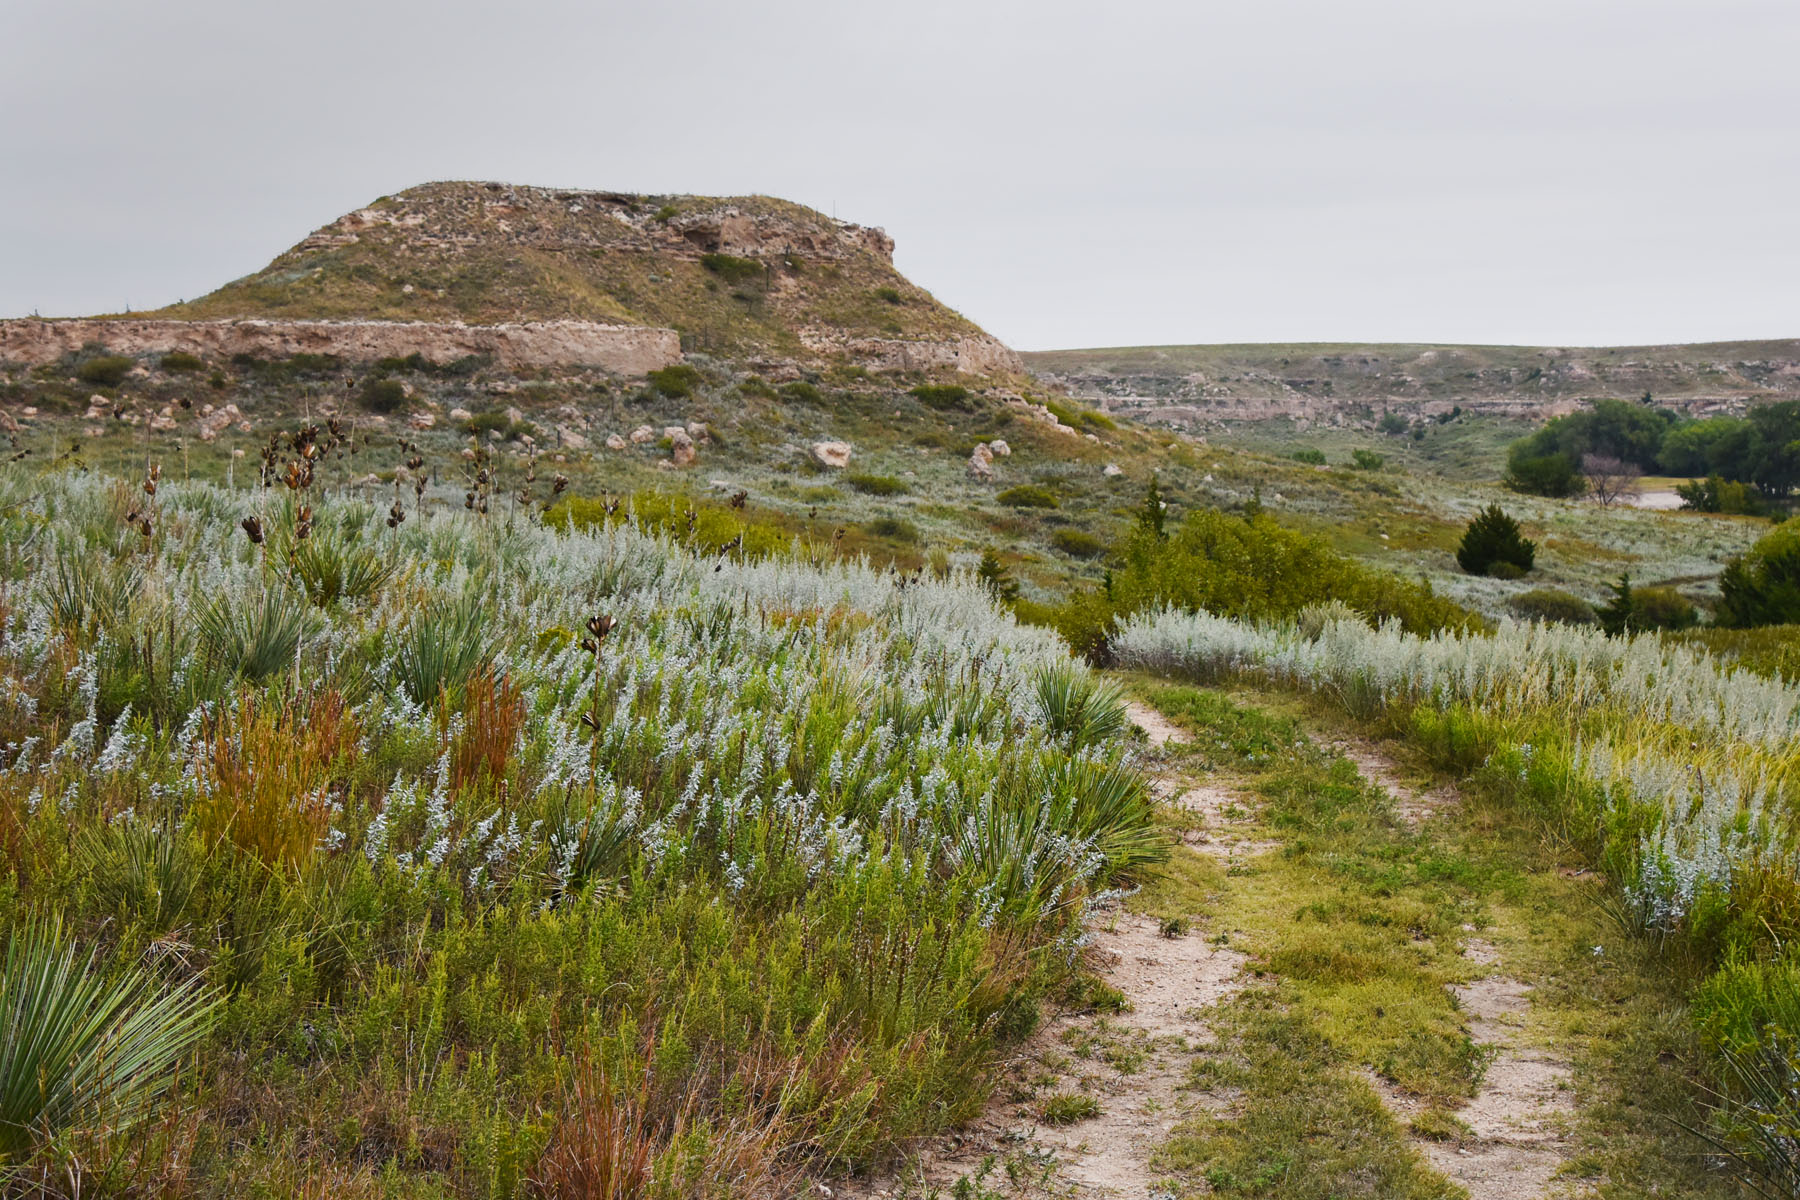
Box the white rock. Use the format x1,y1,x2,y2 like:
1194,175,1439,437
449,407,474,422
605,433,628,451
1103,463,1124,477
505,406,525,424
811,441,853,469
686,420,710,441
670,429,696,467
968,443,994,480
555,424,589,450
987,439,1011,457
630,424,656,444
410,411,437,430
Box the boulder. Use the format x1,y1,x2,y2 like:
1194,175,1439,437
670,429,697,467
987,439,1011,457
504,406,525,425
409,411,436,430
555,424,589,450
605,433,628,451
629,424,656,444
686,421,711,441
149,414,177,432
968,443,994,480
449,407,474,422
811,441,852,469
1103,463,1124,478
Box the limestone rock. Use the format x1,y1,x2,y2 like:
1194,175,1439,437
149,414,178,432
504,406,525,425
811,441,852,470
555,424,589,450
449,407,474,422
987,439,1011,457
409,411,436,430
686,421,711,442
629,424,656,444
605,433,628,450
1103,463,1124,477
968,443,994,480
670,429,697,467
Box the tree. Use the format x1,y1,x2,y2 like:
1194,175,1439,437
1716,518,1800,628
1581,453,1642,508
1504,451,1585,498
977,548,1019,604
1456,505,1536,577
1137,474,1166,539
1599,573,1698,634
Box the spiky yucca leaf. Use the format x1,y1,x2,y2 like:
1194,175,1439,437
0,917,218,1162
1033,662,1128,752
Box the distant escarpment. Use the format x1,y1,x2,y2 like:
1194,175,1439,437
1027,341,1800,431
128,181,1021,373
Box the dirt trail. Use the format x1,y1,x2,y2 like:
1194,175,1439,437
1347,746,1578,1200
838,711,1578,1200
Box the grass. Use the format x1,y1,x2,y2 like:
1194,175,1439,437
1124,678,1761,1198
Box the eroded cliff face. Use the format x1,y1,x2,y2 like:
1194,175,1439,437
0,318,682,374
1025,341,1800,429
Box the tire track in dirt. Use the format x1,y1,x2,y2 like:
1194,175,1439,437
836,705,1255,1199
1344,742,1579,1200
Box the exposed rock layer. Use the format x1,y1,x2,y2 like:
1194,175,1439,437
0,318,681,374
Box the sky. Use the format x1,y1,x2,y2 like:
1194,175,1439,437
2,0,1796,350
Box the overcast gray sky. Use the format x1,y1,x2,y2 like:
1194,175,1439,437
2,0,1795,349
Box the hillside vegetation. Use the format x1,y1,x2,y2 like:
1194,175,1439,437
148,183,989,358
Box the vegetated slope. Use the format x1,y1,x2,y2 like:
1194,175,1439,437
148,182,995,359
1028,340,1800,427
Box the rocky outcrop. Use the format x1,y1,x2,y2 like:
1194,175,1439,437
801,331,1024,376
811,441,852,469
0,318,680,374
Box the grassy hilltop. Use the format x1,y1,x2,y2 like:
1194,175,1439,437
148,182,988,358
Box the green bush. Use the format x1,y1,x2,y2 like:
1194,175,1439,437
1107,503,1473,636
1042,397,1116,432
911,384,972,412
997,484,1059,510
1050,528,1107,559
1717,518,1800,628
647,364,703,399
1507,588,1597,626
844,473,908,497
1291,448,1327,466
75,355,134,387
1350,449,1386,471
1597,574,1698,635
780,381,823,404
1679,474,1765,515
865,516,919,543
699,252,763,284
1456,505,1535,577
1504,452,1585,498
158,351,204,373
873,286,904,305
359,377,408,413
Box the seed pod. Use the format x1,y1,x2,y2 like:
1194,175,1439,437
241,515,265,545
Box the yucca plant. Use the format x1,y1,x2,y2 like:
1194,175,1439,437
288,526,396,609
83,823,199,934
1033,661,1128,752
394,594,494,706
197,586,316,683
1037,755,1168,879
45,552,142,647
0,917,218,1164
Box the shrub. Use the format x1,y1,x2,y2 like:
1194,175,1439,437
359,377,408,413
1456,505,1535,577
1042,397,1116,432
910,383,972,412
197,586,317,683
864,516,919,543
1597,574,1698,635
873,286,904,305
1050,528,1107,559
647,364,703,399
1504,452,1585,498
1377,412,1410,436
1350,449,1386,471
997,484,1059,510
779,381,823,404
1291,448,1327,466
844,473,907,497
977,549,1019,603
699,252,763,284
1033,662,1128,752
1508,588,1597,626
158,351,203,373
75,355,134,387
1717,518,1800,628
394,594,494,706
0,918,218,1163
1678,475,1764,515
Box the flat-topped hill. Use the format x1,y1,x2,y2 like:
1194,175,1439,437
145,182,1017,369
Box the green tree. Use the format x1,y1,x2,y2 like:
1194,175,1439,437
1137,474,1167,539
1717,518,1800,627
1456,506,1535,577
977,548,1020,604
